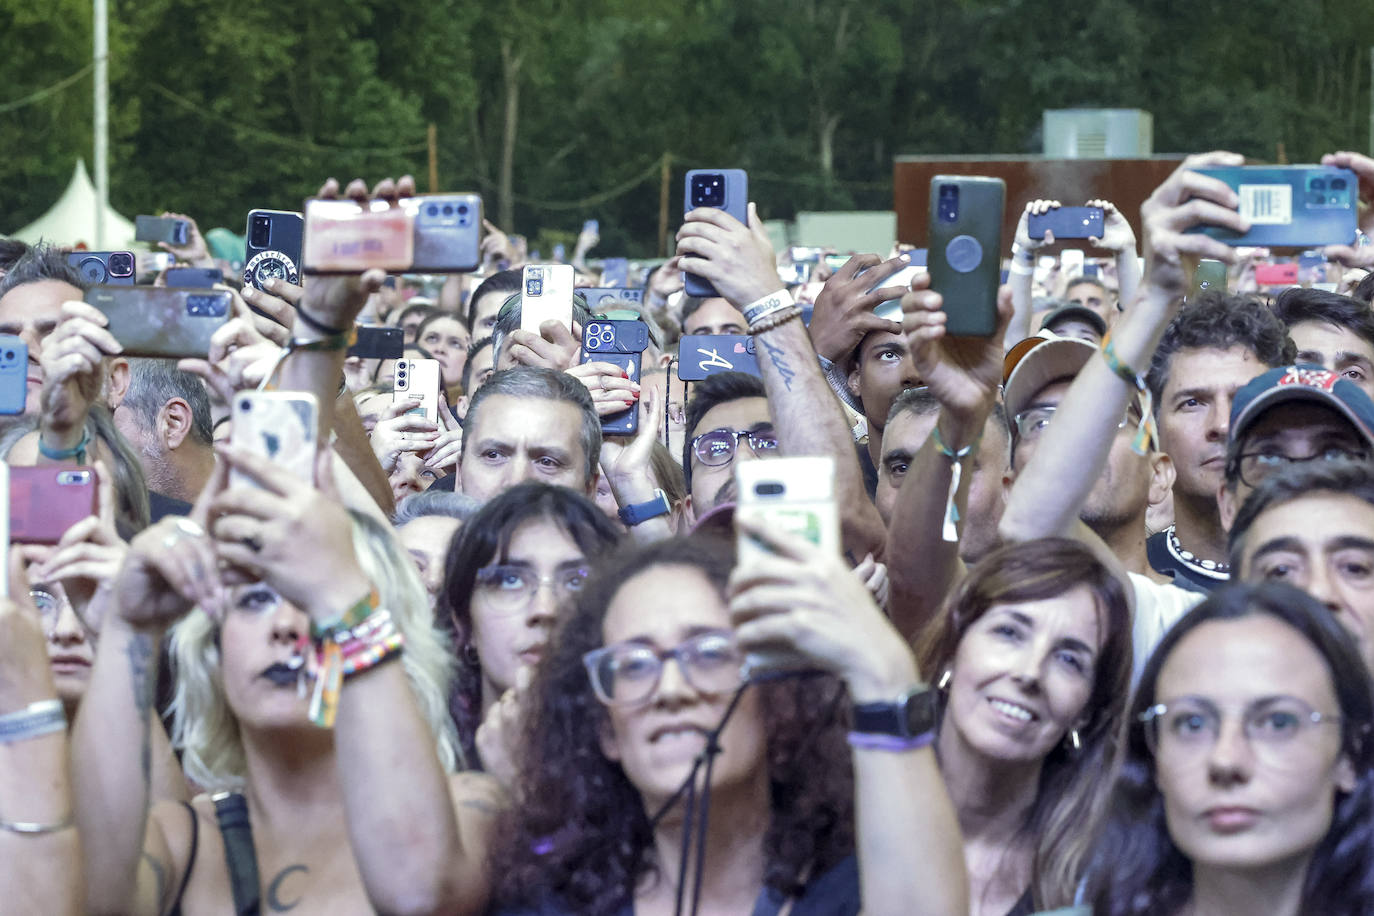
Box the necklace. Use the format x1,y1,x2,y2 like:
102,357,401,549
1167,525,1230,576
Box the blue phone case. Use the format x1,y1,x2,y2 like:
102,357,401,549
683,169,749,298
0,336,27,415
1028,207,1104,240
1190,166,1357,247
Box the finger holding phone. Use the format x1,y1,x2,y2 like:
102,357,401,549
504,320,582,372
210,444,371,620
675,203,782,309
156,211,216,269
565,359,640,417
807,252,906,364
727,518,919,703
1139,151,1248,303
238,281,296,343
370,398,440,473
901,274,1014,417
31,460,127,636
177,300,282,405
40,300,124,452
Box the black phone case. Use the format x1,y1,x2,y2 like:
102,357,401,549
581,319,648,436
165,267,224,288
243,210,303,292
928,176,1004,337
683,169,748,298
348,326,404,360
1028,207,1104,240
676,334,760,380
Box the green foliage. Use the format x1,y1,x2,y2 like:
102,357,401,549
0,0,1370,255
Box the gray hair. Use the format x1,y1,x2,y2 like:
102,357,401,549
392,489,481,527
0,243,88,298
490,292,594,359
122,358,214,446
461,366,601,484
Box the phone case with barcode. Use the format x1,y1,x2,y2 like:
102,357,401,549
1191,166,1357,248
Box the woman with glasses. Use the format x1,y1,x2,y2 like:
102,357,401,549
1085,582,1374,916
487,524,967,916
915,537,1134,916
439,482,622,769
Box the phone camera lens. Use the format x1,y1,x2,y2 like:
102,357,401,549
1332,178,1348,190
109,253,134,276
4,351,12,361
442,204,453,216
78,257,108,283
427,204,439,216
457,204,469,215
1312,178,1327,190
240,400,252,412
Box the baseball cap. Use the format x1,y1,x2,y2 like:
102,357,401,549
1002,330,1097,425
1038,304,1107,339
1229,364,1374,449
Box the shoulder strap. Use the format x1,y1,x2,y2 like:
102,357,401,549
212,792,262,916
165,801,200,916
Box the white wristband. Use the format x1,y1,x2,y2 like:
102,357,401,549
742,288,794,327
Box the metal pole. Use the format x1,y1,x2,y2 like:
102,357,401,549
427,123,438,192
93,0,109,248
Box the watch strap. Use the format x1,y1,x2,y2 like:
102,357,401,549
851,684,937,738
618,488,671,526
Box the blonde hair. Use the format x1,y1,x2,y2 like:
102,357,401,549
169,509,462,790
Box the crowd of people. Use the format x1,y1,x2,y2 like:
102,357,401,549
3,151,1374,915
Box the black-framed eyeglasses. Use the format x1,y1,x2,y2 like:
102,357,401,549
474,563,591,613
1139,696,1341,761
583,630,746,707
689,426,779,468
1232,447,1370,488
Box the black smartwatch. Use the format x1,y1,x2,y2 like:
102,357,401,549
618,489,672,526
851,685,938,738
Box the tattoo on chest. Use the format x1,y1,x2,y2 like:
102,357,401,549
141,851,167,908
266,864,309,912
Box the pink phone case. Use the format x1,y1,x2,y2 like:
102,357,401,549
9,467,96,545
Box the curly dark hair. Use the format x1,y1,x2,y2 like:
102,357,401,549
1085,582,1374,916
488,536,854,915
1145,293,1296,407
438,482,622,766
915,537,1133,911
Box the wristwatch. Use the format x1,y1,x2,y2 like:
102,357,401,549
618,489,672,526
851,685,938,738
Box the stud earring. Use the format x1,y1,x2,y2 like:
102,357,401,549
937,670,952,690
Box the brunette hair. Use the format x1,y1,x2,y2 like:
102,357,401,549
916,537,1133,910
438,483,622,764
1085,582,1374,915
488,537,853,915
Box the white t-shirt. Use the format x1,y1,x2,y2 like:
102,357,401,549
1129,573,1205,683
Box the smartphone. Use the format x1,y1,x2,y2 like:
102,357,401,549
393,357,441,423
10,467,96,545
1081,263,1101,278
1255,262,1300,286
521,264,575,334
135,215,190,247
1060,249,1086,278
1190,166,1358,247
68,251,135,286
230,392,318,489
823,254,852,272
302,195,483,274
601,257,629,287
85,286,232,358
244,209,304,292
676,335,760,380
0,336,26,415
928,175,1004,336
578,287,644,310
683,169,749,297
1028,206,1104,241
868,263,928,322
1192,259,1228,296
348,326,404,360
735,456,839,672
581,320,649,435
164,266,224,288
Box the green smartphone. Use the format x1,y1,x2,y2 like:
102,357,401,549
928,176,1005,337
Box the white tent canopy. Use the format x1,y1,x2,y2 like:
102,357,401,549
9,159,136,249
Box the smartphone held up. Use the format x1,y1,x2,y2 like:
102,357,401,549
303,194,483,274
683,169,748,298
928,175,1004,337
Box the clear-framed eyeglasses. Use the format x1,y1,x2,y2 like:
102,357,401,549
1139,695,1342,765
473,563,591,613
583,629,747,707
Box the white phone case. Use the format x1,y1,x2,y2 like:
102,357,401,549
734,456,840,566
230,392,319,488
393,358,442,424
521,264,575,334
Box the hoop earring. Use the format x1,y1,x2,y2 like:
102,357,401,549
1069,728,1081,751
937,669,952,691
463,644,480,666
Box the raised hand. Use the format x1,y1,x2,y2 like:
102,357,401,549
900,275,1014,415
675,203,780,309
1139,151,1248,302
371,399,440,472
807,253,907,363
1086,199,1137,253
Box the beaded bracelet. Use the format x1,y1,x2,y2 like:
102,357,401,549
1100,331,1157,455
310,589,381,642
748,305,803,336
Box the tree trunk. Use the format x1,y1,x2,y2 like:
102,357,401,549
499,39,523,230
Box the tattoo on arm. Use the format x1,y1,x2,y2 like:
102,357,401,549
125,633,157,784
758,336,796,392
267,864,309,912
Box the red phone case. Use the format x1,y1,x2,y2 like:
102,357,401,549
10,467,97,545
1255,263,1299,286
